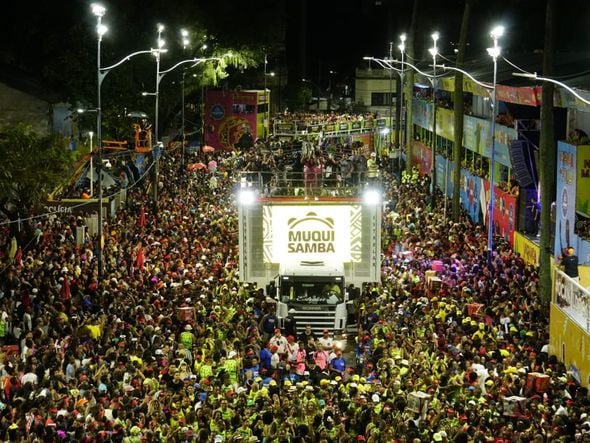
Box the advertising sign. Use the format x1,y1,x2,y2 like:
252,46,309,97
460,170,483,224
576,145,590,217
514,232,540,266
410,141,432,176
555,141,578,259
204,90,260,150
263,205,363,263
482,180,517,245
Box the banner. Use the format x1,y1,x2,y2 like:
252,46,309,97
460,170,483,224
204,90,260,150
436,108,455,141
410,141,432,176
263,205,362,263
576,145,590,217
514,232,540,266
463,116,489,155
555,142,579,261
482,180,517,245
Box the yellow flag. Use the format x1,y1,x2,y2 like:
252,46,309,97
8,237,17,261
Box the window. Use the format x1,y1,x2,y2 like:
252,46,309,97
371,92,394,106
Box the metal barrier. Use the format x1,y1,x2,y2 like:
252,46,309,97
236,170,383,198
554,268,590,332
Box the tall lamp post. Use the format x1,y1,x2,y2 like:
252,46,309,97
486,25,504,267
152,24,165,218
88,131,94,197
92,3,107,278
180,29,189,168
92,3,163,278
264,53,269,138
398,33,407,174
388,42,394,149
147,25,222,215
428,32,439,208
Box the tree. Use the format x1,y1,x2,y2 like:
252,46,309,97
404,0,419,174
452,0,473,221
538,0,555,304
0,125,77,235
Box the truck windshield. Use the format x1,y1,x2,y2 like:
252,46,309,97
280,279,344,305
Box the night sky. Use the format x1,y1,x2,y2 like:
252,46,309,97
1,0,590,96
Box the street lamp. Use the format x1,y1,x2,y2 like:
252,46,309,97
486,25,504,267
428,31,439,208
388,42,394,149
92,2,107,278
398,33,407,174
88,131,94,197
181,28,189,168
91,3,164,278
148,25,223,215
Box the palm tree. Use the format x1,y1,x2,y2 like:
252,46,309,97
538,0,555,304
404,0,420,174
452,0,473,221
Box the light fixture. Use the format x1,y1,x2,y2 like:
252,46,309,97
363,188,382,206
238,189,257,205
490,25,505,39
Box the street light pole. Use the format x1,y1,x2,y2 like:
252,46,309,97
92,3,107,279
152,24,165,219
88,131,94,197
486,25,504,268
398,33,406,175
428,31,439,209
264,53,268,139
92,4,163,278
388,42,394,150
181,29,189,169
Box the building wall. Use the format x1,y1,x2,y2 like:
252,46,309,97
355,68,398,117
0,82,51,135
549,303,590,387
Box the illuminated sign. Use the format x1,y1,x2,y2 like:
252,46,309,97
263,205,360,263
287,213,336,253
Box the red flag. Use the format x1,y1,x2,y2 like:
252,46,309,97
60,276,71,301
14,247,22,268
138,206,146,227
136,246,145,270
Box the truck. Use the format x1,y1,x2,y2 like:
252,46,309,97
274,260,348,333
237,171,382,335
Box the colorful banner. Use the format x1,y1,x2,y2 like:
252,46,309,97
460,170,483,224
517,87,540,107
514,232,540,266
410,141,432,176
435,154,456,200
496,85,520,104
576,145,590,217
555,141,580,261
436,108,455,141
482,180,517,245
413,100,514,167
204,90,261,150
413,99,433,132
463,116,489,155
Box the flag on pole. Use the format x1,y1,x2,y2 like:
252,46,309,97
136,245,145,270
14,247,22,268
60,276,71,301
7,237,17,262
138,206,146,227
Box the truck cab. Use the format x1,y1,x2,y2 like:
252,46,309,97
274,260,348,335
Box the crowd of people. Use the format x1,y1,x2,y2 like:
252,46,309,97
272,113,376,129
0,135,587,443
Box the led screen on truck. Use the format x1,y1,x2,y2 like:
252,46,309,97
262,205,362,264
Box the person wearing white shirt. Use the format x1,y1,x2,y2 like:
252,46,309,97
318,329,333,351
